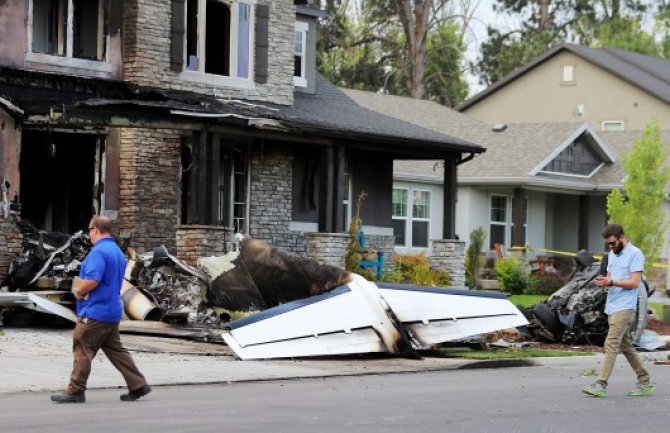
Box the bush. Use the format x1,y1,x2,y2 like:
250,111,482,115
527,272,567,295
465,227,486,289
494,259,526,294
383,253,451,286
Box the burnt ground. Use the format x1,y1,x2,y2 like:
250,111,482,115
530,318,670,353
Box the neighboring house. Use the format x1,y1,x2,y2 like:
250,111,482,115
0,1,482,283
344,89,670,276
457,43,670,131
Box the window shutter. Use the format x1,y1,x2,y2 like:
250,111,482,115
171,0,186,72
254,4,269,84
109,0,124,36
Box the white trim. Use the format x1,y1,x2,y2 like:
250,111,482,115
293,22,308,88
289,221,318,232
360,225,393,236
602,120,625,132
562,64,574,82
179,70,256,89
27,0,111,71
24,52,113,73
185,0,256,82
528,123,617,176
538,161,605,179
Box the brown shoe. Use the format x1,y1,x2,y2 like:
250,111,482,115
120,384,152,401
50,391,86,403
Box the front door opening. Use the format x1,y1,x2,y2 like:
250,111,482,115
19,131,102,233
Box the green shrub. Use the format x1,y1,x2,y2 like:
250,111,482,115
465,227,486,289
382,253,451,286
528,272,567,295
494,259,526,294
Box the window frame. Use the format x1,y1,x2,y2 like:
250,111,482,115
392,187,431,249
26,0,112,73
180,0,257,89
489,194,528,249
602,120,625,132
562,64,575,83
293,21,308,88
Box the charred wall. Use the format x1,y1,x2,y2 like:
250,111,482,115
118,127,181,253
0,0,28,67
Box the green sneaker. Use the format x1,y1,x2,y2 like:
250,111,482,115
628,383,655,396
582,382,607,397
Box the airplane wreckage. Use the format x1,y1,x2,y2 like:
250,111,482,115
0,220,529,359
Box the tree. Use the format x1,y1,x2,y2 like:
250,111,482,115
474,0,666,86
606,119,670,271
465,227,486,288
316,0,472,107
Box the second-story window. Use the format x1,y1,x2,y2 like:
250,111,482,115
31,0,106,61
185,0,254,80
293,22,308,87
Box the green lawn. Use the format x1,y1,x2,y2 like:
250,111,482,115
649,302,665,322
434,348,593,359
508,294,548,308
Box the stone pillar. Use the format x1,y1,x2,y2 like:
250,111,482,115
305,233,349,269
0,213,22,281
431,239,466,287
175,225,233,266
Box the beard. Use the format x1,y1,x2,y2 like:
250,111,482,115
612,242,624,255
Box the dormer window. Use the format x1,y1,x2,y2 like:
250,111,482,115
184,0,255,80
30,0,106,61
293,21,308,87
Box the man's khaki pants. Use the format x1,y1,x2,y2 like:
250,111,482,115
68,319,147,394
597,309,650,387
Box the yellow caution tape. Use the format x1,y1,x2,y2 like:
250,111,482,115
519,246,670,269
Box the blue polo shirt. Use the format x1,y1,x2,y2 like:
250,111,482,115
76,237,125,323
605,242,644,315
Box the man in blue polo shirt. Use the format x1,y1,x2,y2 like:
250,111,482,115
582,223,654,398
51,215,151,403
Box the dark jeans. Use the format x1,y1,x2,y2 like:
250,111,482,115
68,319,147,394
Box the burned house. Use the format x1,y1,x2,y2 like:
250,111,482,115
0,0,483,284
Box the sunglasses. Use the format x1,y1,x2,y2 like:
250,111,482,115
606,238,619,247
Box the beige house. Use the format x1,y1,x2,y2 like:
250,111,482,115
458,43,670,131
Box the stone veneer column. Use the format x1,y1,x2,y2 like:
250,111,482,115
305,233,349,269
248,143,293,249
175,225,233,266
0,213,22,280
360,233,395,274
117,128,181,253
431,239,466,287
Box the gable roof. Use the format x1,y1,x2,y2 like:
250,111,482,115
457,43,670,111
280,75,484,156
528,123,616,176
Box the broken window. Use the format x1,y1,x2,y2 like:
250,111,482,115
293,22,308,87
31,0,106,61
19,131,105,233
185,0,254,79
181,132,249,231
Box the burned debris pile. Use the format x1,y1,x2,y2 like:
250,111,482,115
520,251,651,346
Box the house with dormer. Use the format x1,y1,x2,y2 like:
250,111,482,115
0,1,483,284
343,89,670,269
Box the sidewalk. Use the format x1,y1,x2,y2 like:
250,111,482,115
1,327,668,396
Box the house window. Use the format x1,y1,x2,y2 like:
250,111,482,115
602,121,625,132
293,21,308,87
562,65,574,82
489,195,507,249
185,0,255,80
392,188,431,248
181,132,250,230
490,195,527,249
31,0,106,61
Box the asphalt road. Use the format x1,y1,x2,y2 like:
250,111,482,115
2,361,670,433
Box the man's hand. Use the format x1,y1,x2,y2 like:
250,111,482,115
595,276,612,288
